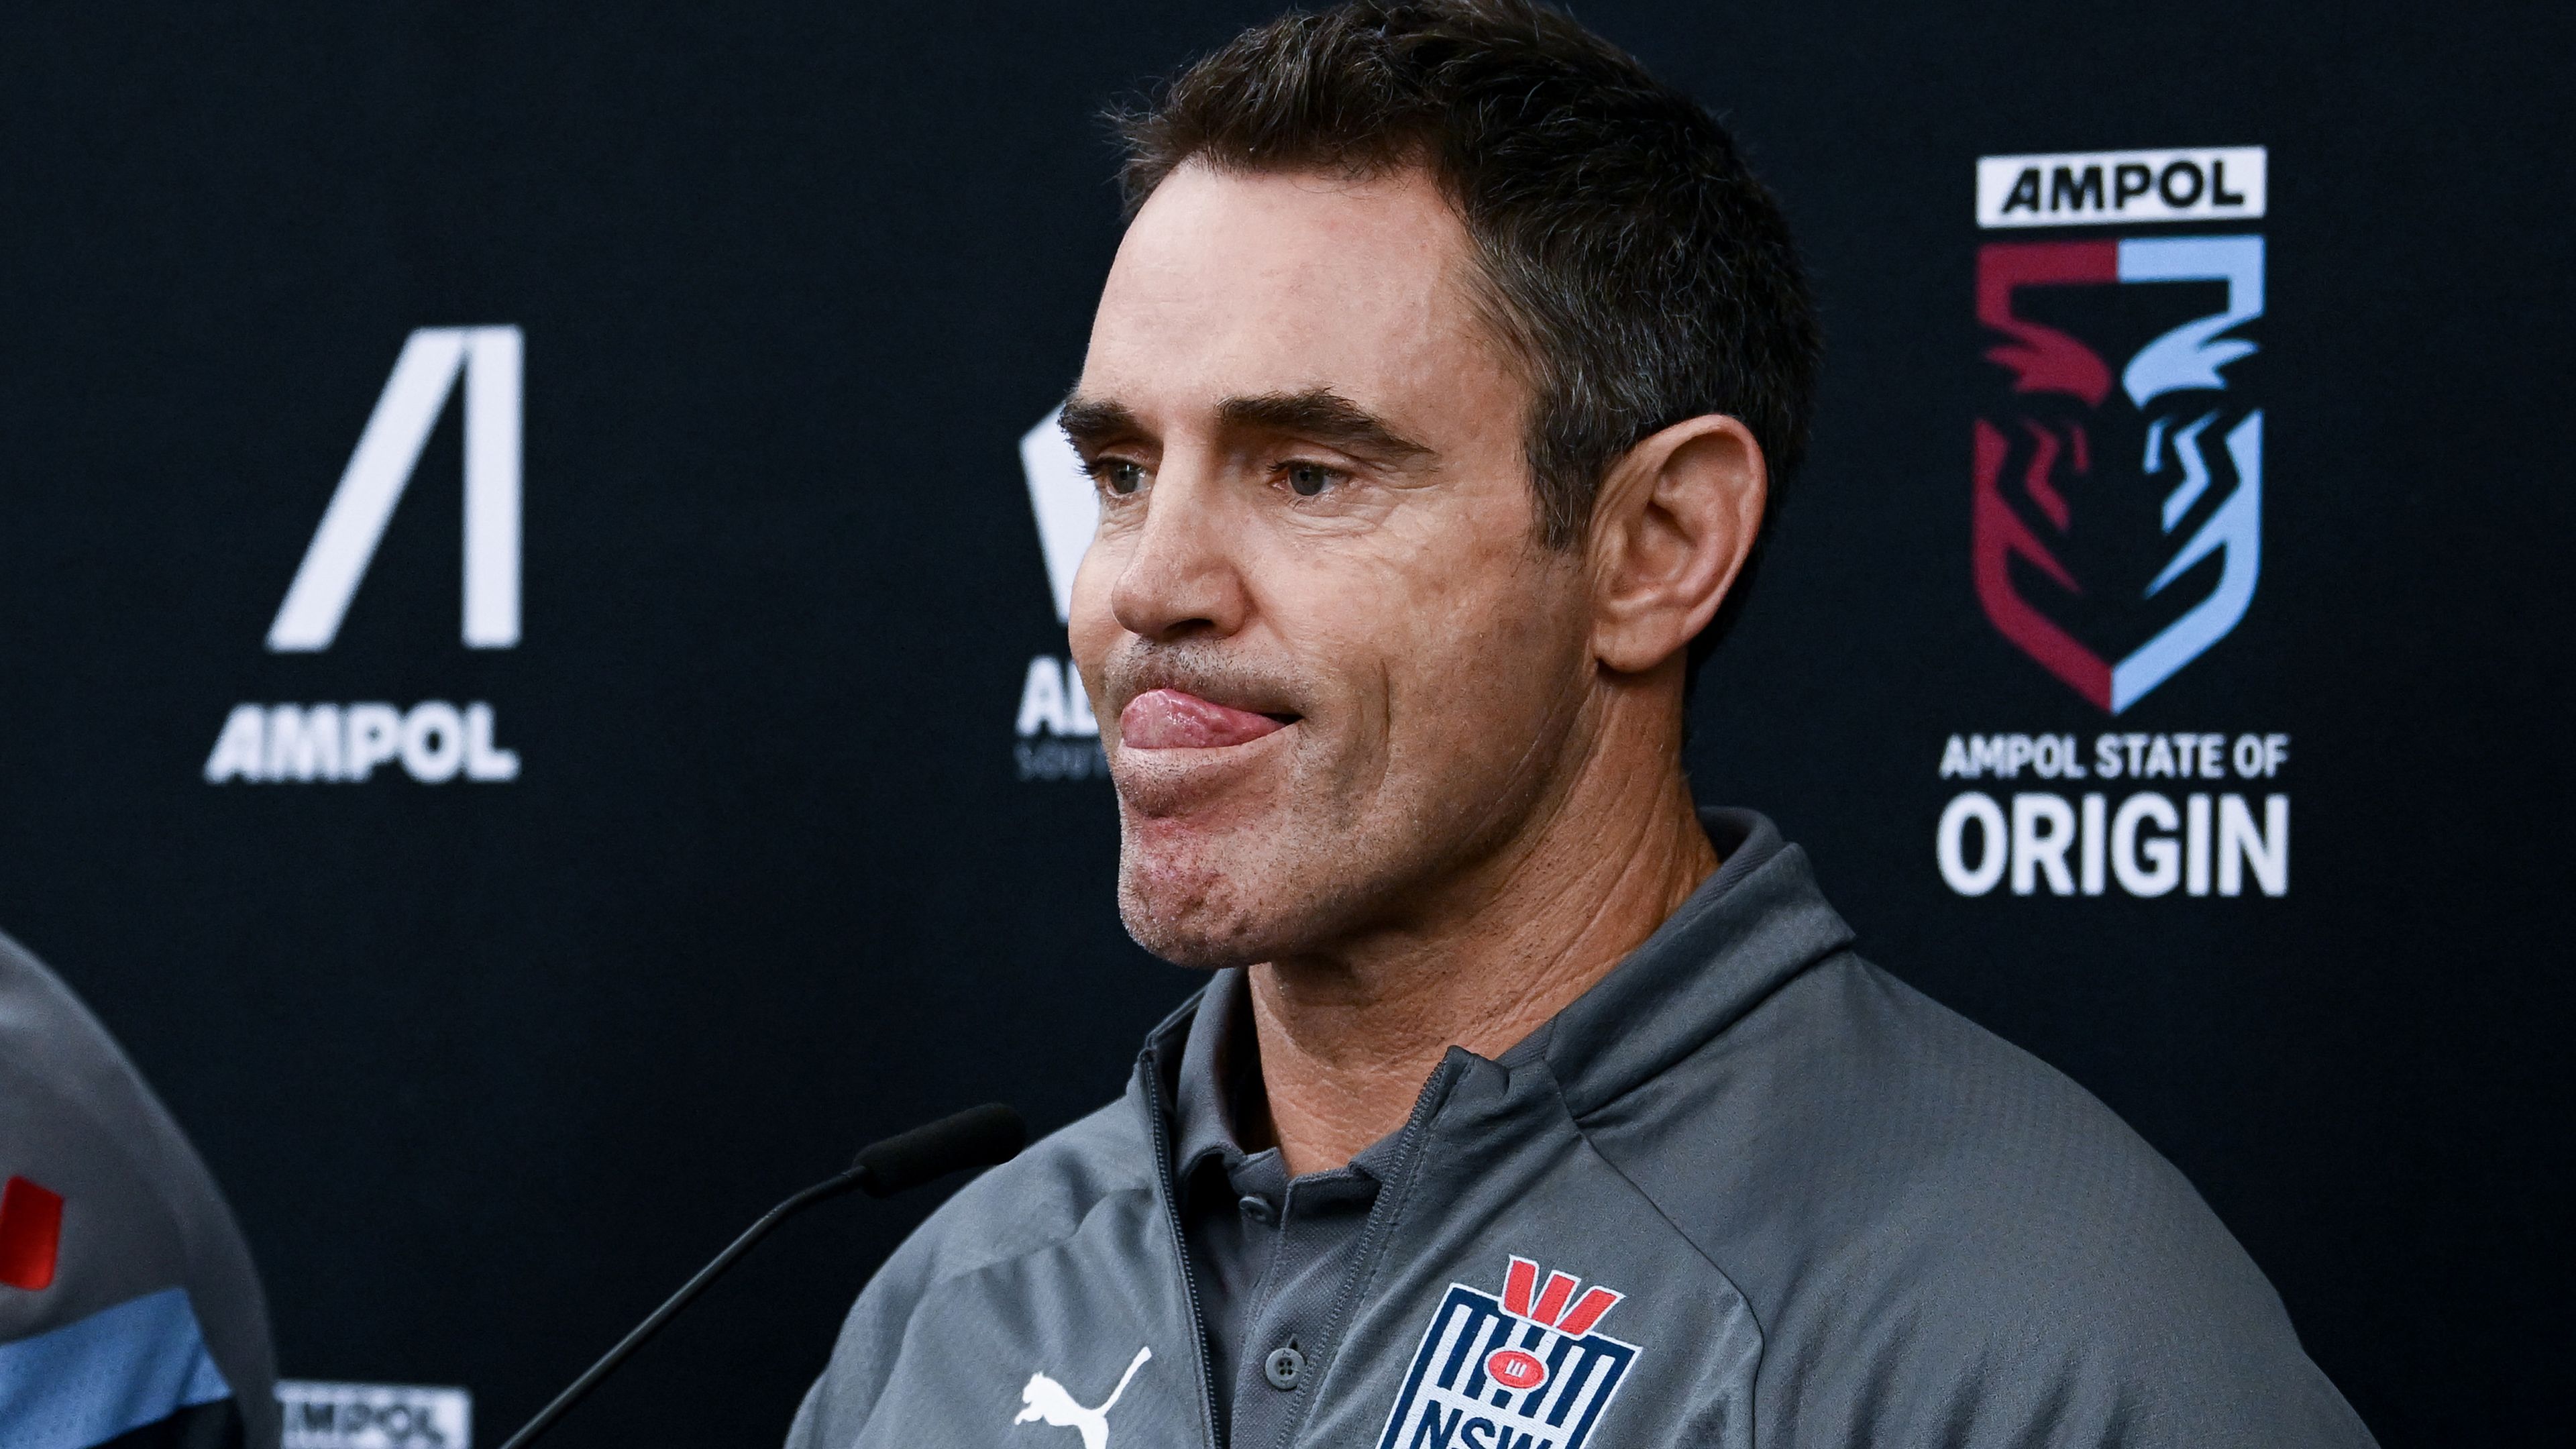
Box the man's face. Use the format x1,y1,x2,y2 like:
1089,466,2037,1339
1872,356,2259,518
1066,162,1595,968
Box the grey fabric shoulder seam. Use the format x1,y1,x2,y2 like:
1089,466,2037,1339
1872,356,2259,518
1549,1074,1774,1441
1545,1070,1772,1344
910,1179,1160,1296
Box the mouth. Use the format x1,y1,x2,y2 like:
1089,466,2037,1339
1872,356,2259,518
1119,687,1300,750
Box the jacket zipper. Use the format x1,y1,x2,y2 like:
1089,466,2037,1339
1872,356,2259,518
1142,1049,1226,1449
1265,1049,1466,1449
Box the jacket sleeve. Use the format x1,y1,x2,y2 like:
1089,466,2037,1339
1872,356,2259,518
782,1096,1150,1449
783,1221,945,1449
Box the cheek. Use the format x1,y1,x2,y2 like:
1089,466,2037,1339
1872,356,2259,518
1421,532,1587,702
1305,536,1584,744
1416,584,1581,730
1406,498,1574,637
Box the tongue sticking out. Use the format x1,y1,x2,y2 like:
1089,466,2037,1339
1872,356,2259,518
1121,688,1289,750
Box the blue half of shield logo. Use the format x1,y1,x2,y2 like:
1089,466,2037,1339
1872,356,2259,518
1375,1256,1639,1449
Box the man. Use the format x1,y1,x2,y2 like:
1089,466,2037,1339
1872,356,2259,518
0,930,279,1448
792,2,2374,1444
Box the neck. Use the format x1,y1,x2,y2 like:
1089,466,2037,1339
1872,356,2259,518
1242,687,1715,1176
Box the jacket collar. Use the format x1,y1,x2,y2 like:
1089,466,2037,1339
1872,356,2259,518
1533,808,1856,1116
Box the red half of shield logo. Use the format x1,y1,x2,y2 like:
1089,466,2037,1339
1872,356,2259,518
1975,241,2121,710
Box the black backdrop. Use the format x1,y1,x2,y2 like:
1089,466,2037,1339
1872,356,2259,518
1,3,2567,1445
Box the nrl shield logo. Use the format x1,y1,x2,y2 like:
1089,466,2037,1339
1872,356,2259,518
1375,1256,1638,1449
1973,233,2265,713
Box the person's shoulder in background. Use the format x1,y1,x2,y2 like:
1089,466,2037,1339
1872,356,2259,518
0,930,280,1449
1587,948,2379,1448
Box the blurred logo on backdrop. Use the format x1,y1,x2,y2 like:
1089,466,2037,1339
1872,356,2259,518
1938,148,2290,901
1014,409,1108,782
203,328,524,787
1971,148,2267,714
278,1381,471,1449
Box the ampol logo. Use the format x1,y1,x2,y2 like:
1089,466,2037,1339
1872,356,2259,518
1972,148,2266,714
277,1381,471,1449
205,328,524,786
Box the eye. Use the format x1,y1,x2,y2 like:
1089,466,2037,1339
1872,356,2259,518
1283,461,1342,498
1092,458,1147,496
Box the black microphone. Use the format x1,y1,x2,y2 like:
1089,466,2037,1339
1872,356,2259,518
496,1103,1027,1449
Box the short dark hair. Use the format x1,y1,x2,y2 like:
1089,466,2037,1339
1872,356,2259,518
1116,0,1821,559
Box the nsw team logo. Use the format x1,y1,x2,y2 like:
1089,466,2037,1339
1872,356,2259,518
1376,1256,1638,1449
1971,148,2267,714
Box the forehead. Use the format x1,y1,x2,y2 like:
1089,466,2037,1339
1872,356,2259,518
1081,162,1509,423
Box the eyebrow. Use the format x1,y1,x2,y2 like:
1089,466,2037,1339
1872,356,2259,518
1217,388,1432,462
1055,387,1432,463
1057,394,1143,451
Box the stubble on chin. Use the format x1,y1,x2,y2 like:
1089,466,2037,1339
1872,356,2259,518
1113,803,1362,970
1116,812,1274,969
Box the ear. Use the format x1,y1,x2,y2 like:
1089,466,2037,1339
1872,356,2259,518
1587,415,1768,676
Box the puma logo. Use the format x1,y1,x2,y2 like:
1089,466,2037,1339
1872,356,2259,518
1012,1344,1152,1449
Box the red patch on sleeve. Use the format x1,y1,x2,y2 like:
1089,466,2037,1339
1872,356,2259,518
0,1176,64,1290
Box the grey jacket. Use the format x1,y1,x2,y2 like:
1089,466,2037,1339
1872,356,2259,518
788,812,2373,1448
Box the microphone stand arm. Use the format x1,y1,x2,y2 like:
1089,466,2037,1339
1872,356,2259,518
495,1165,868,1449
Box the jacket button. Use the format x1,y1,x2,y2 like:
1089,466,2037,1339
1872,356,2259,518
1263,1344,1305,1390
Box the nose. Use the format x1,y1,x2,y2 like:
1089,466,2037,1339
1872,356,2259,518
1107,460,1249,643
